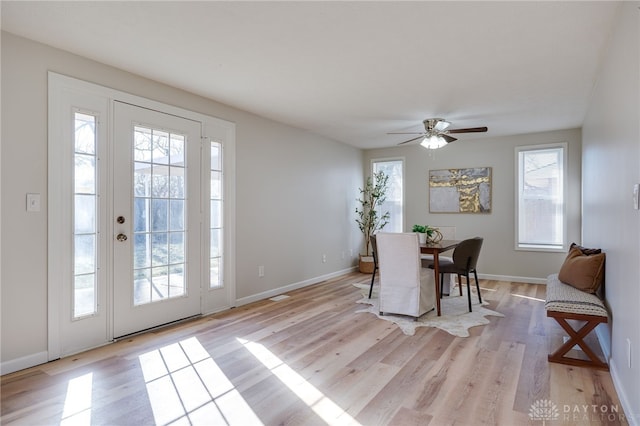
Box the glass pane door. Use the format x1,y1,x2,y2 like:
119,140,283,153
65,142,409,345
113,102,201,338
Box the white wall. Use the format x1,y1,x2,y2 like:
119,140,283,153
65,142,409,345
364,128,582,282
582,2,640,421
234,117,363,300
0,32,363,369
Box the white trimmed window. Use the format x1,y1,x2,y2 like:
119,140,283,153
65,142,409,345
372,159,404,233
516,143,566,251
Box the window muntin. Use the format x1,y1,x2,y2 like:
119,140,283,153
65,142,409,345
372,159,403,233
516,144,566,251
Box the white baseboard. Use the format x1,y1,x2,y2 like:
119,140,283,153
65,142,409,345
609,359,638,426
1,351,48,376
478,273,547,285
235,266,358,307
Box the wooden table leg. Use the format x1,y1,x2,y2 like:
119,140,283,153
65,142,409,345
434,251,441,316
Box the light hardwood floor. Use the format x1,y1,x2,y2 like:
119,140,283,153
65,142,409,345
1,273,628,425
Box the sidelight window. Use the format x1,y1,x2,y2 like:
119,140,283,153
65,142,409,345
210,141,223,289
73,112,98,318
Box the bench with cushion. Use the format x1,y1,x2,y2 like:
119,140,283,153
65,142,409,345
544,243,608,370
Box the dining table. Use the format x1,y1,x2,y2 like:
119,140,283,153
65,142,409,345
420,239,461,316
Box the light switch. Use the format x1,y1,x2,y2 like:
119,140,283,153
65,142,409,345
26,193,41,212
634,184,640,210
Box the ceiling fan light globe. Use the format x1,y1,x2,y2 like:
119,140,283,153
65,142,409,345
420,135,447,149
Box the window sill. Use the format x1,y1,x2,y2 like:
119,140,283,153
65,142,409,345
516,244,566,253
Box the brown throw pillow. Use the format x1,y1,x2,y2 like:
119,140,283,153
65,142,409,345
570,242,602,255
558,247,605,293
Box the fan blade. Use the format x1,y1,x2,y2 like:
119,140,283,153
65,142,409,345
447,126,488,134
442,134,457,143
397,135,425,145
433,120,451,131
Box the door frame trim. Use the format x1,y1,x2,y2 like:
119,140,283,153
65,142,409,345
47,72,236,359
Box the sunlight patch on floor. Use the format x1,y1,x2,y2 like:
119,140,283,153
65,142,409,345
139,336,262,425
238,337,361,426
511,293,545,302
61,372,93,426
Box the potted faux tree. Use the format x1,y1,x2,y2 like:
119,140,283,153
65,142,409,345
355,171,390,273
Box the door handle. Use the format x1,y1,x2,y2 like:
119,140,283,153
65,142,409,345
116,233,128,242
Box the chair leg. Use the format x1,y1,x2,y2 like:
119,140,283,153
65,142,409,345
465,273,472,312
458,275,463,296
440,273,444,298
473,269,482,304
368,267,376,299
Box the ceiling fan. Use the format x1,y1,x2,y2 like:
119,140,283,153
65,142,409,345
389,118,488,149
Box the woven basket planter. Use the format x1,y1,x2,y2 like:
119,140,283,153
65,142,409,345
359,255,375,274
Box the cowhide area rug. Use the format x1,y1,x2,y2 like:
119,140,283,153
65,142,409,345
354,283,504,337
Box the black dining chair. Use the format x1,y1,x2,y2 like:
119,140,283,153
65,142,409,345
368,235,378,298
428,237,483,312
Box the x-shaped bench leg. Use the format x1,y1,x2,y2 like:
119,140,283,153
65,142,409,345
547,311,608,370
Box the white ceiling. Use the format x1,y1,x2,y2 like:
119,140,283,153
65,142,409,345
1,1,620,149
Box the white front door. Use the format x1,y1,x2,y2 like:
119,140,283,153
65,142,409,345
112,102,202,338
49,74,235,359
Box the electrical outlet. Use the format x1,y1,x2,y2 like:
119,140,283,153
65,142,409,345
322,254,327,263
258,265,264,277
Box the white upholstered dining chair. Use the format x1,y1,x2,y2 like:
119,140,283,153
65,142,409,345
420,226,456,295
376,232,436,319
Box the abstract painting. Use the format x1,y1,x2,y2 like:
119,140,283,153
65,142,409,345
429,167,492,213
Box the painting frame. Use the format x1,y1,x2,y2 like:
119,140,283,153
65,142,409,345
429,167,492,213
